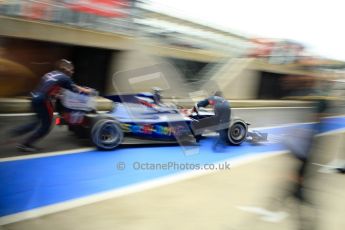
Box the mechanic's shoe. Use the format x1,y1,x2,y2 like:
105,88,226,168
194,135,202,143
16,144,38,153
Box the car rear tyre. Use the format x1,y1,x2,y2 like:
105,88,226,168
226,120,248,145
91,119,123,150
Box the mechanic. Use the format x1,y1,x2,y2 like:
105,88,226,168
192,91,231,148
11,59,91,152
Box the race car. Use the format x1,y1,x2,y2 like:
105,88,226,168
55,90,267,150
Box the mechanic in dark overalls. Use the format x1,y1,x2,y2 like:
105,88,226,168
12,59,91,152
192,91,231,149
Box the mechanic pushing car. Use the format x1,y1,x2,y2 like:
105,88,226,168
192,91,231,149
11,59,91,152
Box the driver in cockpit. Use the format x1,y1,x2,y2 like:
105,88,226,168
152,87,163,105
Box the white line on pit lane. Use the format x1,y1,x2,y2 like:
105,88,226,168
0,113,37,117
0,111,109,117
232,106,312,110
0,148,95,163
237,206,289,222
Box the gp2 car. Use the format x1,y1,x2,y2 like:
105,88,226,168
55,90,267,150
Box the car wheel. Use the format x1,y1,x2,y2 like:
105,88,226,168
91,119,123,150
227,120,248,145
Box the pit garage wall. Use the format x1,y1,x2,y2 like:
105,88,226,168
71,47,113,95
106,51,206,98
106,51,262,100
0,37,114,97
106,50,165,94
197,58,261,100
221,69,260,99
0,36,266,100
229,70,291,100
257,71,290,99
0,37,71,97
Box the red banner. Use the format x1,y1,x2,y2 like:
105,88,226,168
248,38,276,57
69,0,128,17
22,1,51,20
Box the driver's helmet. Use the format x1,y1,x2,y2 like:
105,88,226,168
152,87,162,95
152,87,163,104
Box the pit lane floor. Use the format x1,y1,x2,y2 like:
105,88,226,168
2,134,345,230
1,107,345,229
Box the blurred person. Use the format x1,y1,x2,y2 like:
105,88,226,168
285,77,326,200
191,91,231,150
10,59,91,152
312,78,345,174
270,77,330,230
290,87,331,230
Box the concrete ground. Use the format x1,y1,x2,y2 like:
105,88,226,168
2,133,345,230
1,107,345,230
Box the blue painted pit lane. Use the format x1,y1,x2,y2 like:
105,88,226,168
319,117,345,133
1,117,345,218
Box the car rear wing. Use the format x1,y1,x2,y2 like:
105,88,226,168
60,89,98,111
